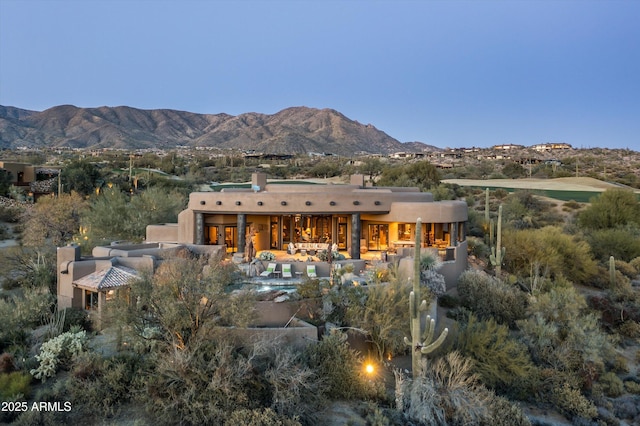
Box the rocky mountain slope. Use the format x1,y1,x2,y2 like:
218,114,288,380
0,104,433,156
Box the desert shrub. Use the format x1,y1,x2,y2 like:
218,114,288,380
107,256,256,350
466,236,490,259
610,354,629,374
0,205,23,222
396,351,492,425
304,331,378,401
296,277,323,299
457,270,528,327
503,226,598,285
599,372,625,397
262,345,324,421
578,188,640,230
62,307,92,332
615,259,639,279
586,227,640,262
321,285,367,326
224,408,301,426
618,320,640,339
0,371,31,399
438,294,459,309
624,380,640,394
484,394,531,426
0,352,16,373
551,382,598,420
67,352,147,417
9,410,67,426
629,256,640,273
30,329,88,381
455,315,537,396
144,337,263,425
0,287,55,333
563,200,582,210
518,287,614,386
344,278,411,360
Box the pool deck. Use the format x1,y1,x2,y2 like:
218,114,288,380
236,249,384,285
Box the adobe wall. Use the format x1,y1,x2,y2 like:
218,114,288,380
220,318,317,350
145,224,179,243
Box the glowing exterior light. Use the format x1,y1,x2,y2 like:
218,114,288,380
365,363,374,375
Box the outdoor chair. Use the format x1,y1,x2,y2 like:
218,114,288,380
282,263,292,279
306,264,317,278
260,262,277,277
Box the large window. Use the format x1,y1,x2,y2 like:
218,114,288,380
398,223,412,241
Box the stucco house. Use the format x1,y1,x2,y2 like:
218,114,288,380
147,173,469,284
57,173,469,321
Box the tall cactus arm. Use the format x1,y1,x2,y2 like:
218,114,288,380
421,328,449,355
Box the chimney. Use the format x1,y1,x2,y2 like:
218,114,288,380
252,172,267,192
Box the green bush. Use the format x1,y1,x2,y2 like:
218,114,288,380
598,372,624,397
485,394,531,426
0,371,31,399
68,352,147,417
624,380,640,394
466,236,490,259
586,227,640,262
455,315,537,396
296,277,322,299
615,259,639,279
457,270,528,327
343,278,411,360
551,382,597,420
224,408,301,426
62,307,92,332
304,332,380,400
578,188,640,230
503,226,598,285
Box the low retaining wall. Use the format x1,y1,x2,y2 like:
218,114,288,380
254,299,322,326
222,318,318,350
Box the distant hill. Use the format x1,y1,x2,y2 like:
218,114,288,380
0,105,434,156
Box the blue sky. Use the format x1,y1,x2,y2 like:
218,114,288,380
1,0,639,150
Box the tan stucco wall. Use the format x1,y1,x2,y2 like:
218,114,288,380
146,224,178,243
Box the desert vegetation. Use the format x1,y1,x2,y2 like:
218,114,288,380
1,149,640,424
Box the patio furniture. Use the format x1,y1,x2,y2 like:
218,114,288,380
282,263,292,279
306,264,317,278
260,262,277,277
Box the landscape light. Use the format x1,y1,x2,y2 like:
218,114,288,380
365,363,375,375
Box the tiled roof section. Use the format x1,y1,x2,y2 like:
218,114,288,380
73,265,138,291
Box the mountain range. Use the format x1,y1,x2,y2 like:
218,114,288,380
0,105,436,156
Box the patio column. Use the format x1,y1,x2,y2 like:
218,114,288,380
451,222,458,246
97,291,106,330
195,212,204,245
237,213,246,253
351,213,361,259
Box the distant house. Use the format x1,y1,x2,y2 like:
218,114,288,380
532,143,572,152
0,161,59,199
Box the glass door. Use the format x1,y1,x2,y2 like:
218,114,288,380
205,225,218,245
225,226,237,253
368,224,389,251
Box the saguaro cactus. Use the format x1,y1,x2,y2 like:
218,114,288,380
490,204,506,276
609,256,616,287
403,218,448,378
484,188,490,224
